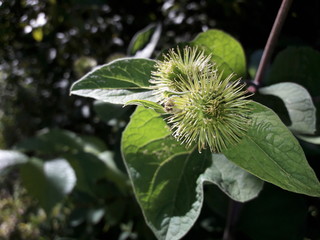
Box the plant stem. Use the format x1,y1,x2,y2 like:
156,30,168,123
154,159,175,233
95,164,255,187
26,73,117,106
223,200,243,240
253,0,293,88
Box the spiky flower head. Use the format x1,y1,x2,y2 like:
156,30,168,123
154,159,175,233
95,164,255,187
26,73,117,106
151,46,252,153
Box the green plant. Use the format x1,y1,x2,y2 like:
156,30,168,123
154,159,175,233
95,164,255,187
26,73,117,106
68,20,320,240
1,1,320,239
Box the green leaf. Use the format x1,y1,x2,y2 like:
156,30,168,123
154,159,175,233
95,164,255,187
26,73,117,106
125,99,166,114
66,150,127,195
224,102,320,197
259,82,316,134
267,46,320,131
157,43,234,79
267,46,320,96
16,129,84,154
128,23,162,58
192,29,246,77
70,58,158,104
0,150,28,171
20,158,76,212
16,129,107,156
16,129,107,155
66,152,108,194
122,107,263,240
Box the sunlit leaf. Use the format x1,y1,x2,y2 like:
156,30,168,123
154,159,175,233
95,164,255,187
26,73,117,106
192,29,246,77
224,102,320,197
70,58,158,104
122,107,263,240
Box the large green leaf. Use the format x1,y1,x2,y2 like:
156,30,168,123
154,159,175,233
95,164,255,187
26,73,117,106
192,29,246,77
128,23,162,58
121,107,263,240
70,58,158,104
224,102,320,197
259,82,316,134
20,158,76,212
0,150,28,171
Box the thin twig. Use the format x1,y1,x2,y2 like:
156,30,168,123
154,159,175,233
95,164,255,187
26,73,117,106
222,200,243,240
253,0,293,89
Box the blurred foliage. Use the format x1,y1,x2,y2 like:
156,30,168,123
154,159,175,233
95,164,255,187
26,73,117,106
1,0,320,239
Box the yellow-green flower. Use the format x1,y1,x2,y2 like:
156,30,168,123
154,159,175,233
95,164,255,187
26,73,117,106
151,46,252,153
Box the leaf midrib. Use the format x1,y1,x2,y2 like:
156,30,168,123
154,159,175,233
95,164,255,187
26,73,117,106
244,131,316,193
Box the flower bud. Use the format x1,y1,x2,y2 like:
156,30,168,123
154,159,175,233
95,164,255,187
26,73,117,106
151,46,251,153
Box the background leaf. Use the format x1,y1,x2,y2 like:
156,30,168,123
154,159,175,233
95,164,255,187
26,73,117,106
191,29,246,77
70,58,158,104
122,107,263,240
259,82,316,134
296,135,320,145
238,184,307,240
16,129,127,195
20,158,76,212
0,149,28,171
224,102,320,197
93,101,130,123
267,47,320,96
16,129,86,155
128,23,162,58
267,46,320,132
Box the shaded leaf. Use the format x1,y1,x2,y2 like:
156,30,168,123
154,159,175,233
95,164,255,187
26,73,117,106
239,184,307,240
16,129,108,157
16,129,85,154
128,23,162,58
224,102,320,197
267,46,320,131
122,107,263,240
70,58,158,104
93,101,129,123
66,151,127,195
192,29,246,77
259,82,316,134
20,158,76,212
267,46,320,96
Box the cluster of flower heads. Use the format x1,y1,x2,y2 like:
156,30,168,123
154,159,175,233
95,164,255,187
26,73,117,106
151,46,251,153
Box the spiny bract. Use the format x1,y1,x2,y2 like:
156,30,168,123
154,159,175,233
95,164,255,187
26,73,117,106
151,46,252,153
